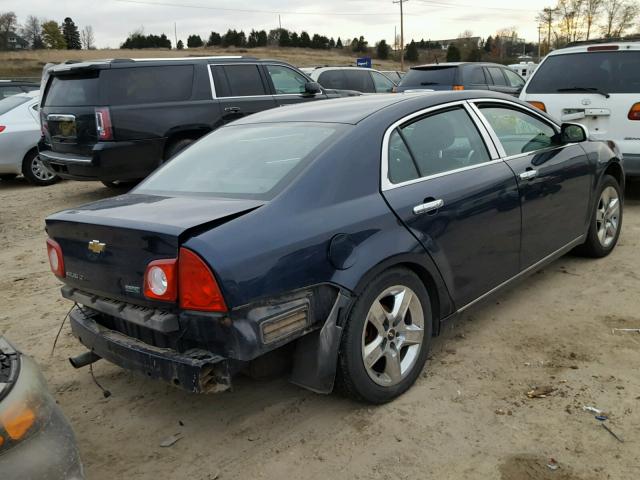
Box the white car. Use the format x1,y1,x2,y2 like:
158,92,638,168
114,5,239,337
520,41,640,178
0,90,59,186
308,67,397,94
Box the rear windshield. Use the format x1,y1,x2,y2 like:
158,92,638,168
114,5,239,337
400,67,457,87
44,75,99,106
527,51,640,94
0,95,30,115
137,123,341,200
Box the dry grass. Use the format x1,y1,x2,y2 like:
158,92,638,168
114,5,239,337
0,47,409,79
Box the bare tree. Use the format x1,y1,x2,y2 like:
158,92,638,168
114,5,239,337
21,15,43,49
0,11,18,50
583,0,604,39
557,0,585,43
601,0,639,37
613,1,639,36
81,25,95,49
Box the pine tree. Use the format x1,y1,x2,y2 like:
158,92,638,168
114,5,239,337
207,31,222,46
446,44,461,62
62,17,81,49
187,34,203,48
376,39,390,59
404,40,418,61
177,39,184,50
484,35,493,53
336,37,343,48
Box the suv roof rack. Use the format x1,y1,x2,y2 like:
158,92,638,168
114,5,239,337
565,36,640,48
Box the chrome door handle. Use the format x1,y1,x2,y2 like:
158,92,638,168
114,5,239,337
224,106,240,113
413,199,444,215
519,170,538,181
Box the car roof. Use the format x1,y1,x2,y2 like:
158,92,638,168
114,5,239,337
410,62,504,69
0,79,39,85
231,91,533,126
312,66,377,72
548,42,640,56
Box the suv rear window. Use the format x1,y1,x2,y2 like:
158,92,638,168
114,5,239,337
102,65,194,105
527,51,640,94
44,75,99,106
400,67,457,87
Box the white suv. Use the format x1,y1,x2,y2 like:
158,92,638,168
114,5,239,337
308,67,396,94
520,42,640,177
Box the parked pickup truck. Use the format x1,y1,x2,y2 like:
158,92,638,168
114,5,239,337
38,56,358,187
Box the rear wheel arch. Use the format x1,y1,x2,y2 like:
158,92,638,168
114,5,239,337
603,161,624,191
163,128,210,161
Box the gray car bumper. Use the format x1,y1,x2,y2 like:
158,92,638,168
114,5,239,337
624,154,640,177
0,355,84,480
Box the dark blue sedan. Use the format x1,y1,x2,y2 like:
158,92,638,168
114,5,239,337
45,92,624,404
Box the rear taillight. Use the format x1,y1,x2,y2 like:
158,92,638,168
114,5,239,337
528,101,547,112
628,103,640,121
452,85,464,91
144,259,178,301
95,107,113,141
46,238,65,278
0,126,5,133
179,248,227,312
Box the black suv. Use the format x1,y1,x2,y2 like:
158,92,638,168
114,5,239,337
396,62,525,96
0,80,39,99
38,57,356,186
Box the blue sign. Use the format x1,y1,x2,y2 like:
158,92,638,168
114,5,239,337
356,57,372,68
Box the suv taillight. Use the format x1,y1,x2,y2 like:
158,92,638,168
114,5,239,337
0,126,5,133
628,103,640,121
95,107,113,141
46,238,65,278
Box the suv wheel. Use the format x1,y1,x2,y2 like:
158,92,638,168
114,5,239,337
22,150,59,186
164,138,195,162
337,267,432,404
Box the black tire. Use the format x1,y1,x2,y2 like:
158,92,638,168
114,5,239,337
337,267,432,404
164,138,194,162
100,180,139,190
575,174,623,258
21,150,59,186
0,174,18,181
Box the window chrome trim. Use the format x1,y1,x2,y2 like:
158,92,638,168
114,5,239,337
380,100,501,192
467,98,562,158
207,64,217,99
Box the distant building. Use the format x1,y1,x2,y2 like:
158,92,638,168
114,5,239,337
432,37,481,50
7,33,28,50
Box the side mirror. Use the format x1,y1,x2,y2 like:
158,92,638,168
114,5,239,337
304,82,322,95
561,123,588,143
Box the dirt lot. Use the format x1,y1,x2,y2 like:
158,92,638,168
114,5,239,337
1,177,639,480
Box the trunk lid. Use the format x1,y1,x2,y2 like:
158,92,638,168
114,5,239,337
46,194,264,306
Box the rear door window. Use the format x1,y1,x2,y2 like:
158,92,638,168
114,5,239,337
503,69,525,88
44,75,99,106
468,67,487,85
103,65,194,105
317,70,347,89
344,70,375,93
527,51,640,94
216,64,267,97
487,67,507,86
400,67,457,88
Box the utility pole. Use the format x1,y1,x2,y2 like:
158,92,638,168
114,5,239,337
393,0,407,71
174,22,177,50
541,7,557,56
537,25,542,61
279,14,282,30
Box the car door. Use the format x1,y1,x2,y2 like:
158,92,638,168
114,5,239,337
209,64,277,123
381,103,521,308
471,101,592,269
264,64,327,106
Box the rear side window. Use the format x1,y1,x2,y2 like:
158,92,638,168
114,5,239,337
344,70,375,93
479,106,556,156
388,107,491,182
0,95,29,115
487,67,507,86
400,67,457,87
214,65,267,97
468,67,487,85
44,75,99,106
317,70,346,89
103,65,194,105
527,51,640,94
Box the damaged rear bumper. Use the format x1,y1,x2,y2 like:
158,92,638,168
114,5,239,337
69,308,232,393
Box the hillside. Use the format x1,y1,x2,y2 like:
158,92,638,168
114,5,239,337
0,46,412,80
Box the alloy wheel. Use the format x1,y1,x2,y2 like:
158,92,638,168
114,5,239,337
361,285,425,387
596,186,620,248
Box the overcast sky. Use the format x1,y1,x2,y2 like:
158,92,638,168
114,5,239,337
12,0,549,48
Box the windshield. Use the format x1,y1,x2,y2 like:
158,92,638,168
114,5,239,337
137,123,342,200
527,51,640,94
400,67,457,87
0,95,30,115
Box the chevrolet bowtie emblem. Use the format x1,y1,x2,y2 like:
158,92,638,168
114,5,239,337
88,240,106,254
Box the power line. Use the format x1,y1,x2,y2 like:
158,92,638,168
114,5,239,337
114,0,405,17
411,0,538,13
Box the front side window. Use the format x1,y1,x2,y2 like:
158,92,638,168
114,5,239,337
388,107,491,183
138,123,341,200
479,106,557,156
487,67,507,86
371,71,395,93
504,69,525,88
267,65,308,94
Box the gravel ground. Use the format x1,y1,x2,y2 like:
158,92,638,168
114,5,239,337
1,177,639,480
